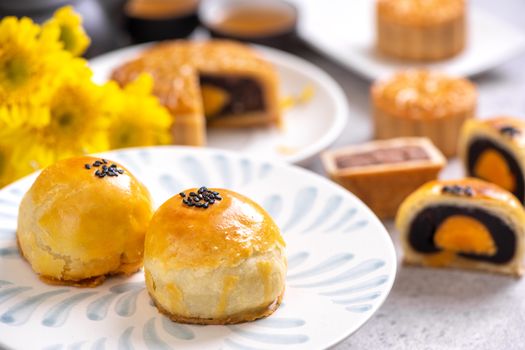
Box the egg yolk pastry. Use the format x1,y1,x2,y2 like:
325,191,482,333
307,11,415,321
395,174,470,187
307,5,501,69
376,0,466,61
396,179,525,276
144,187,287,324
17,157,153,287
372,69,477,157
459,116,525,204
111,40,281,146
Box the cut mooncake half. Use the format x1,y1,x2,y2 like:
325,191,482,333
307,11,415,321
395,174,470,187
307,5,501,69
396,178,525,276
459,116,525,204
111,40,281,146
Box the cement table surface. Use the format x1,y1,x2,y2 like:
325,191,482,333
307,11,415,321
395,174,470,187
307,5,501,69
296,0,525,348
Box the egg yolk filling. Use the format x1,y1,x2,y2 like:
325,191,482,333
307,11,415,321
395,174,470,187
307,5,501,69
434,215,497,256
201,84,231,118
199,75,266,119
474,149,515,193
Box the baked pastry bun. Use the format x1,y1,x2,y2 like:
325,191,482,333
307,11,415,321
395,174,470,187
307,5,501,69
372,69,477,157
376,0,466,61
144,187,286,324
17,157,153,286
396,178,525,276
459,116,525,204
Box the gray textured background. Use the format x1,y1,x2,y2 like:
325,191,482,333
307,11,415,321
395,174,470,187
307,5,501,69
298,0,525,348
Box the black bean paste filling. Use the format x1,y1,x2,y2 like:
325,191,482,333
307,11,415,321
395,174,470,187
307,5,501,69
409,205,516,264
467,138,524,203
199,75,266,118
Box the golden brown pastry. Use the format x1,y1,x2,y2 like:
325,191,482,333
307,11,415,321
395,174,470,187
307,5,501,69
372,69,477,157
144,187,286,325
111,40,281,146
376,0,466,61
322,137,446,219
397,178,525,276
459,116,525,204
17,157,153,286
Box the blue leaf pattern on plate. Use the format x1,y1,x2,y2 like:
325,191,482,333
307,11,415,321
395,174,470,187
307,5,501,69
239,158,252,185
87,293,120,321
261,194,283,221
287,253,354,280
282,187,318,232
42,292,97,327
143,317,171,350
320,275,389,297
1,289,69,325
213,154,232,187
115,289,144,317
91,337,107,350
0,287,32,305
0,246,18,258
179,156,209,185
161,316,195,340
254,317,305,329
291,259,385,288
158,174,182,194
287,252,309,270
258,163,273,180
118,327,135,350
324,208,358,232
228,326,309,345
301,195,343,233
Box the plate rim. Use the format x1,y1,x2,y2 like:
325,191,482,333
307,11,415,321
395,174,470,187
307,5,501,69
88,42,350,166
0,145,397,349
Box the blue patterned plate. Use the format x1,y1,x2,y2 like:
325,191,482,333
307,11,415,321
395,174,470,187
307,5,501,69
0,146,396,349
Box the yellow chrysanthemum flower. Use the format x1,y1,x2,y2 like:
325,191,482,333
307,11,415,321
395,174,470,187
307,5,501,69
105,74,172,149
0,16,64,104
0,135,44,188
44,6,90,57
0,104,50,133
39,78,110,159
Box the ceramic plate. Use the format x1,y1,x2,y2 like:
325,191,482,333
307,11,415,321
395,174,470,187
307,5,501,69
290,0,525,80
0,146,395,349
88,44,349,166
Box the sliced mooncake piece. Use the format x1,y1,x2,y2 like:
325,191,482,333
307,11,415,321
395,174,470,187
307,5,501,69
322,137,446,219
111,40,281,146
459,116,525,204
396,178,525,276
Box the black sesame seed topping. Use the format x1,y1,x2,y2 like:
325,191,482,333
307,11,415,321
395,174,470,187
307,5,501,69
83,158,125,178
442,185,474,197
181,187,220,209
500,126,520,137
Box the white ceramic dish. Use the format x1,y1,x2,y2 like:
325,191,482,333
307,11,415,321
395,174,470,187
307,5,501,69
89,44,349,166
0,146,396,349
290,0,525,80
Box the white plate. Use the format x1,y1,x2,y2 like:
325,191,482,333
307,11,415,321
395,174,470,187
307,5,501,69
0,146,396,350
88,44,349,166
291,0,525,80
